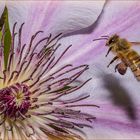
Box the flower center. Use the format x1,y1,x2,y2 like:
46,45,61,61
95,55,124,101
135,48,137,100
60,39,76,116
0,83,31,119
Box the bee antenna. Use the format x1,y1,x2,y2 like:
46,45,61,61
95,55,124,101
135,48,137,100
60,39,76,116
93,38,108,42
101,35,109,38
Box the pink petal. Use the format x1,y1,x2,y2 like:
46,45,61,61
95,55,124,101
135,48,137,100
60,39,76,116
7,1,105,37
0,1,5,19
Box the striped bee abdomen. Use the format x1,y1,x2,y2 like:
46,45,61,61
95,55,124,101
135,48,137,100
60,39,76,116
125,50,140,81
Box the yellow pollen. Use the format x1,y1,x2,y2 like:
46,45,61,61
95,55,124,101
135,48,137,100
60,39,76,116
14,92,24,106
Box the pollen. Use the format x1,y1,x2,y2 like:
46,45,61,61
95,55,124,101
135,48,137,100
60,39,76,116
0,83,31,119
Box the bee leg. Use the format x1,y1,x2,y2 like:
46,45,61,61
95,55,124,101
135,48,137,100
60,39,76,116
107,56,118,68
106,47,113,57
115,62,127,75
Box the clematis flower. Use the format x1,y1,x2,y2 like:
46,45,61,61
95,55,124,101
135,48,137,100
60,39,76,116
0,1,106,140
2,1,140,140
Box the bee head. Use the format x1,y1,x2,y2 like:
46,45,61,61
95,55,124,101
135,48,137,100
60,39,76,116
106,34,119,46
105,34,120,57
92,34,120,56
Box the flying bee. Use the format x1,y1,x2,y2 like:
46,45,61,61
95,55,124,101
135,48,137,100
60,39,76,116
93,34,140,81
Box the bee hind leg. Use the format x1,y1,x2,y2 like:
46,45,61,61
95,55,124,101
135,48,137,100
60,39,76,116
107,56,118,68
115,62,127,75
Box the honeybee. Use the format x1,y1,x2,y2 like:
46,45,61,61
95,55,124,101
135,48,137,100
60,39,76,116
93,34,140,81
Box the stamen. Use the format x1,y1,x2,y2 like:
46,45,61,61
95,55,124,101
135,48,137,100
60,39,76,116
8,71,18,84
101,35,109,38
65,78,92,95
50,45,72,69
30,36,50,56
49,64,73,78
53,65,88,79
17,23,25,52
14,61,27,79
11,22,17,50
32,88,40,94
3,70,7,84
39,77,54,86
29,77,40,89
38,56,55,78
37,88,51,96
17,44,26,65
7,52,15,71
22,52,37,73
0,115,6,125
23,30,43,61
66,104,99,108
48,78,70,87
24,43,61,82
57,93,90,104
38,33,62,57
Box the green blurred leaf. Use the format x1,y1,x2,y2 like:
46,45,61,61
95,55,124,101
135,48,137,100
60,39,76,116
3,7,12,69
54,86,72,93
0,6,7,32
0,31,2,41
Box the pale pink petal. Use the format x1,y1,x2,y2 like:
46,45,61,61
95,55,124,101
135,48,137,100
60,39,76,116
7,1,105,36
6,1,28,27
0,1,5,18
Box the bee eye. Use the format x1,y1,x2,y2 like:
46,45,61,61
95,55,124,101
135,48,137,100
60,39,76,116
109,39,114,44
